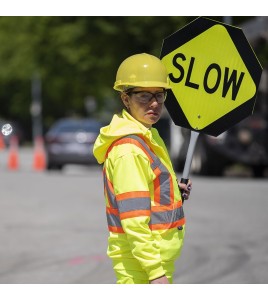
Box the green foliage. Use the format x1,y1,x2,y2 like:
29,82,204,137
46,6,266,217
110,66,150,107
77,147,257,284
0,16,263,140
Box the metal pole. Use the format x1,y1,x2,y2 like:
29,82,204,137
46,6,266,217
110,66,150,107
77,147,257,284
180,130,200,203
31,73,43,141
181,130,200,180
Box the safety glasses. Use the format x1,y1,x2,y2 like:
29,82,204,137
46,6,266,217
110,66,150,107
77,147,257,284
126,90,167,104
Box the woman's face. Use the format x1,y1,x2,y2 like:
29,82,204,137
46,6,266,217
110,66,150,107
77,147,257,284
121,87,166,128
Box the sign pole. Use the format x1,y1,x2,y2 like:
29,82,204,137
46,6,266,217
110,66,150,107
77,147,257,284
180,130,199,203
160,16,263,202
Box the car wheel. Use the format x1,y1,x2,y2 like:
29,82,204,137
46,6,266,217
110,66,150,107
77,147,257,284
46,162,63,171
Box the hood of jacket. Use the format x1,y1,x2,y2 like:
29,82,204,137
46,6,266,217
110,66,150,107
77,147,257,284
93,109,155,164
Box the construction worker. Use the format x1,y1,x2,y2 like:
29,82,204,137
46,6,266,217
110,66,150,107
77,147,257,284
93,53,192,284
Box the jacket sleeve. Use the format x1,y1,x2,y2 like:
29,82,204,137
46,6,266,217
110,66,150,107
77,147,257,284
112,152,166,280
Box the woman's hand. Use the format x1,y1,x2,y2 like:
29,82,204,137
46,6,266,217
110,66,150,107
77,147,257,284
178,179,192,201
150,275,169,284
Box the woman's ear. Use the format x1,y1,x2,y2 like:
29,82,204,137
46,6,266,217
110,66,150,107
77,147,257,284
121,93,130,109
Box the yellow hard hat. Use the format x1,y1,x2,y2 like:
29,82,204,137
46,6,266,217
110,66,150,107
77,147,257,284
113,53,171,92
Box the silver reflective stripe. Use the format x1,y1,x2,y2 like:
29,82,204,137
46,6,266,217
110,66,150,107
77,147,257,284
158,171,171,205
107,213,121,228
151,158,161,170
117,197,151,213
151,207,184,225
104,169,123,230
104,134,184,231
103,171,117,208
127,135,171,206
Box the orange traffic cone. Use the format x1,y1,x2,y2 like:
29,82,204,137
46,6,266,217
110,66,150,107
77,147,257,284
32,136,46,171
7,135,19,170
0,134,5,150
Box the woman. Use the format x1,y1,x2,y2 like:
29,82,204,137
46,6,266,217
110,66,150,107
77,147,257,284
93,53,192,284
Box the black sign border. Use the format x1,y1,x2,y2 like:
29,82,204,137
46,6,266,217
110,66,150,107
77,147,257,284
160,16,263,136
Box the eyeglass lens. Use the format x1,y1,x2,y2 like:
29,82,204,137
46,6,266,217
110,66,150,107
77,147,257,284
129,91,167,103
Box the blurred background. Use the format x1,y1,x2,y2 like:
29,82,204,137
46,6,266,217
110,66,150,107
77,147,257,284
0,16,267,176
0,16,268,286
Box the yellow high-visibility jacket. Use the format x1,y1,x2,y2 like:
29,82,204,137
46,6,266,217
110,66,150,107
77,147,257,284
93,109,185,281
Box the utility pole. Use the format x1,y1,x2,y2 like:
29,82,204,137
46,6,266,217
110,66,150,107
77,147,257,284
30,73,43,141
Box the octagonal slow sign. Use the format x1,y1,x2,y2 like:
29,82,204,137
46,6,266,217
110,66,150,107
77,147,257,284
160,17,263,137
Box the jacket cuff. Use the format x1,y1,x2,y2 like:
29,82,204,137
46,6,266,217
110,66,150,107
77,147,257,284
147,265,166,281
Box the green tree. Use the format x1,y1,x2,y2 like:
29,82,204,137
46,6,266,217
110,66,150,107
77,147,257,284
0,16,259,141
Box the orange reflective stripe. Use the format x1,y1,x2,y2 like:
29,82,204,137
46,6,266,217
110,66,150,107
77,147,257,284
108,225,124,233
153,166,174,206
106,136,154,163
120,209,150,220
150,205,184,229
103,134,185,233
116,191,150,201
106,206,119,215
153,166,162,205
153,176,161,204
103,167,118,209
150,218,185,230
151,201,182,213
106,178,115,207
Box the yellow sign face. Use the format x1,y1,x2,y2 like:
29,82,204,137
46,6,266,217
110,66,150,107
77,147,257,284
161,24,257,130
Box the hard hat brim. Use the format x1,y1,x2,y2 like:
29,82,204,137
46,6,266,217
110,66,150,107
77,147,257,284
114,81,172,92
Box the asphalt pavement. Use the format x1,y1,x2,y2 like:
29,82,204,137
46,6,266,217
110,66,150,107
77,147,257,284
1,146,268,287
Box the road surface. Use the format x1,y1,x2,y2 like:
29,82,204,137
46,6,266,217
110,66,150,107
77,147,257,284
0,147,268,285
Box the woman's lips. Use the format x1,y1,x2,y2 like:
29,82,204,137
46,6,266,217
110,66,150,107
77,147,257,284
147,111,159,116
